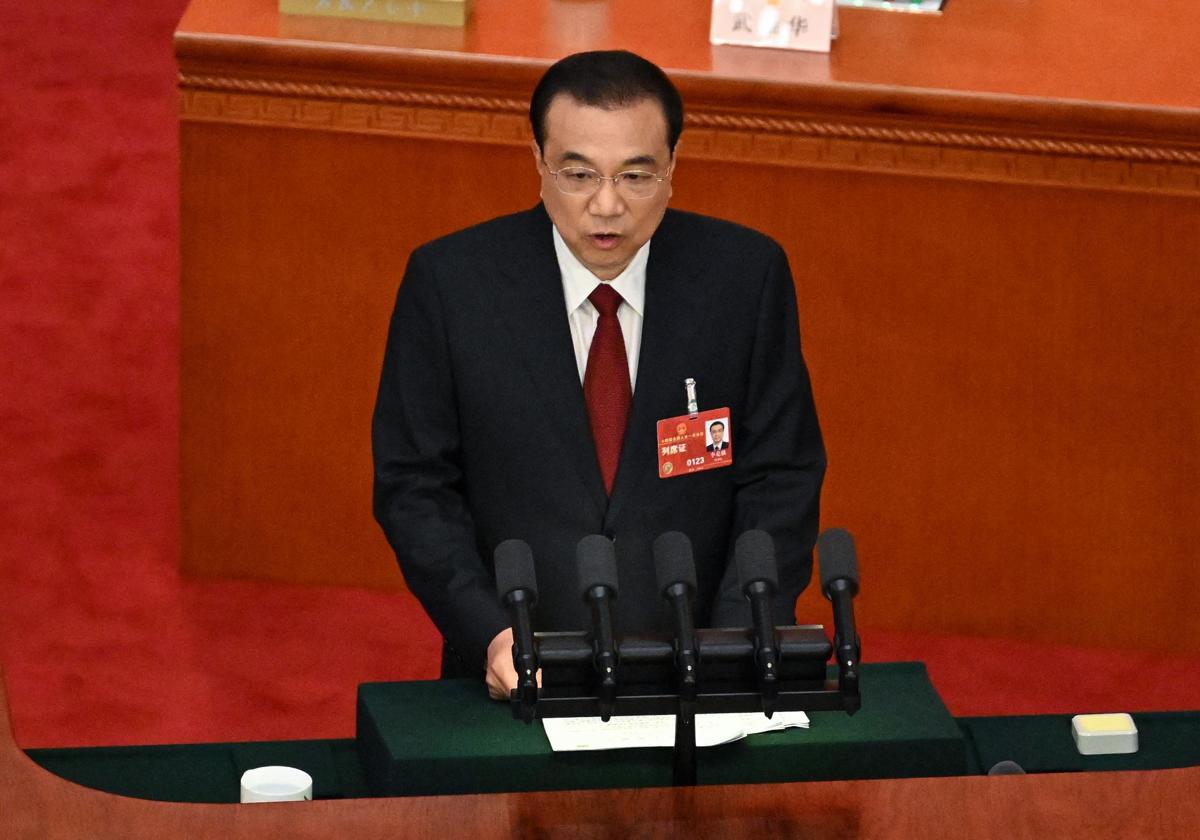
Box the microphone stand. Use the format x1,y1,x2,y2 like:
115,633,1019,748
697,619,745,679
584,584,619,722
673,698,697,787
508,529,864,787
668,583,699,786
508,589,539,724
514,625,860,788
746,579,780,718
827,577,861,711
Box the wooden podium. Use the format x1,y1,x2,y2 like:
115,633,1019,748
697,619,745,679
4,664,1200,838
176,0,1200,649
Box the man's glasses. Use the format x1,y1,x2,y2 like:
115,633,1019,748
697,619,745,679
544,163,670,200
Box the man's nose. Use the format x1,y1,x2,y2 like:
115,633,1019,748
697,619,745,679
588,178,626,216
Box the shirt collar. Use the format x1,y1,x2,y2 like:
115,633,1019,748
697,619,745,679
553,225,648,317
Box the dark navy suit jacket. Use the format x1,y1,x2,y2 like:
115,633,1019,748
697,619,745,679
372,204,825,675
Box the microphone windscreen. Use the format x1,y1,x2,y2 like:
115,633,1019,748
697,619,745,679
653,531,697,594
494,539,538,601
735,529,778,591
576,534,619,599
817,528,860,595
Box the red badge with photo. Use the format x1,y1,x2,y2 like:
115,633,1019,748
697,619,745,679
657,408,733,479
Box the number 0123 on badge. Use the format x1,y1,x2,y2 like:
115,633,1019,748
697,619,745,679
710,0,836,53
657,408,734,479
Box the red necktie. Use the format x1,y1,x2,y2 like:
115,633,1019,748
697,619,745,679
584,284,632,495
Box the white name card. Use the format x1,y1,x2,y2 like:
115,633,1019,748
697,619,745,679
710,0,836,53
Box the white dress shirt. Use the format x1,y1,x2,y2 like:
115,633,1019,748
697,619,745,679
552,225,648,390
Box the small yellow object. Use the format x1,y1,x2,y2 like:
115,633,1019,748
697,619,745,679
1071,713,1138,755
1077,713,1134,733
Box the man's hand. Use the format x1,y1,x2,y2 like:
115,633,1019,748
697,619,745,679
485,627,518,700
485,627,541,700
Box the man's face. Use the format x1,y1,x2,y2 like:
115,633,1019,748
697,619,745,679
534,94,674,281
711,425,724,445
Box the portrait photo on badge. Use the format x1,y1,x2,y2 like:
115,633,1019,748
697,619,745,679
705,418,730,453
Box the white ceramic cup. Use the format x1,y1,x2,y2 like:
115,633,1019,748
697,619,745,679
239,766,313,803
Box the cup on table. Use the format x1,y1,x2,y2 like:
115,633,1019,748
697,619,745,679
239,766,313,803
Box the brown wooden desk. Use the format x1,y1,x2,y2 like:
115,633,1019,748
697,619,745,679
5,664,1200,838
176,0,1200,650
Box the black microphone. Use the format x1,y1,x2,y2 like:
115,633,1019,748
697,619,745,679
735,529,780,717
817,528,861,698
653,531,699,703
576,535,620,721
494,539,539,722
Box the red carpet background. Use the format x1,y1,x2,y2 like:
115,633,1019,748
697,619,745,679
2,1,1200,750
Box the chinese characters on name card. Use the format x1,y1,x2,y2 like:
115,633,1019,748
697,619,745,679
710,0,836,53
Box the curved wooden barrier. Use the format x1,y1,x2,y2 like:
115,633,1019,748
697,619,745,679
3,663,1199,838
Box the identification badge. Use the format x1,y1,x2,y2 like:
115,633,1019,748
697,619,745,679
657,407,733,479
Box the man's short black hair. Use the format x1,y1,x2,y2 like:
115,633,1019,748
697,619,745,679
530,50,684,154
709,421,725,431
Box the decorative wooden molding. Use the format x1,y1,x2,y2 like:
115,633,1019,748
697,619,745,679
181,72,529,114
178,73,1200,197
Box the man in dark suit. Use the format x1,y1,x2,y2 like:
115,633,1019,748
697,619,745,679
372,51,825,699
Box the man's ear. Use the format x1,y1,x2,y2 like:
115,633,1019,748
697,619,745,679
532,140,547,200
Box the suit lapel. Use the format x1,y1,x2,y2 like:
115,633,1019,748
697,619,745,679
607,212,706,526
495,206,609,517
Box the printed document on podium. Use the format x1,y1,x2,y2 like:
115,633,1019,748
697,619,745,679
543,711,810,752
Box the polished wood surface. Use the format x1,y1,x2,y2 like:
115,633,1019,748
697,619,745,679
176,0,1200,187
177,0,1200,649
177,0,1200,111
4,666,1200,838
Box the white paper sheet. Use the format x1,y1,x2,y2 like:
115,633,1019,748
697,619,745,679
542,711,810,752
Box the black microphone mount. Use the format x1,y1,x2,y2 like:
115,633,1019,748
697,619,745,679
496,529,864,785
654,531,701,784
736,529,782,718
818,528,862,708
493,539,540,723
577,534,620,721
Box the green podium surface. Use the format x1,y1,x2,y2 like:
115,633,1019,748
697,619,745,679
27,738,368,804
961,711,1200,775
356,662,968,796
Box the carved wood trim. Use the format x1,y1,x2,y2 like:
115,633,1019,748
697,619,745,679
178,74,1200,197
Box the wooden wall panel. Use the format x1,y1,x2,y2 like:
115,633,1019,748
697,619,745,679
678,168,1200,646
177,0,1200,651
181,124,532,588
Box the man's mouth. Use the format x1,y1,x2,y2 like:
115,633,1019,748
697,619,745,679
590,233,622,249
